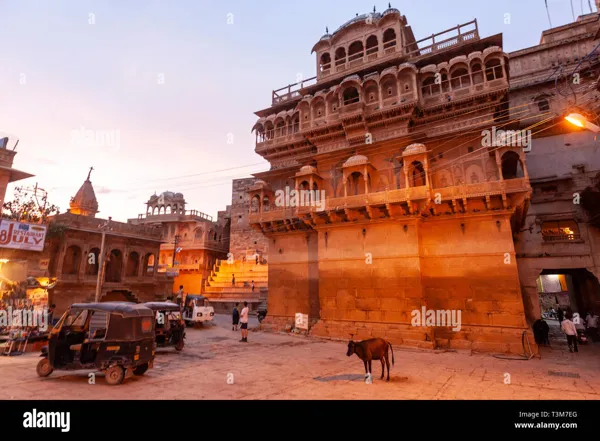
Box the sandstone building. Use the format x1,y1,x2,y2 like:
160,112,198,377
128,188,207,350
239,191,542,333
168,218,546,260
127,191,230,295
249,7,533,353
42,171,173,314
510,13,600,323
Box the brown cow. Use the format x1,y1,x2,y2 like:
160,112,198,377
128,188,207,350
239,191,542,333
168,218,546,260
346,337,394,381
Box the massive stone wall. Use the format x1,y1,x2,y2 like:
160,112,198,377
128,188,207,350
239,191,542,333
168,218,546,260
264,215,531,354
229,178,269,260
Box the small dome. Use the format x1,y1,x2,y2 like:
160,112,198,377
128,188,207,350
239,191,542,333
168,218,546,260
402,143,427,156
297,165,318,175
343,155,368,167
174,193,184,198
383,7,400,16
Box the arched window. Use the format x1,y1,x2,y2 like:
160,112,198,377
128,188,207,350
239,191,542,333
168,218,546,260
166,205,172,214
144,253,155,276
409,161,425,187
105,249,123,283
320,52,331,72
348,41,364,62
275,120,286,137
86,247,100,275
471,62,484,84
213,232,217,241
195,228,204,241
450,67,470,90
383,28,397,48
291,113,300,133
542,220,580,242
501,151,524,179
335,47,347,66
366,35,378,55
62,245,82,275
251,195,260,213
347,172,366,196
422,76,440,96
485,59,503,81
126,251,140,277
343,87,359,105
263,196,270,212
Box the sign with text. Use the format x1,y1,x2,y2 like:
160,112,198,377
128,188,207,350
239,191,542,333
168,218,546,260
295,313,308,330
39,258,50,270
0,220,47,252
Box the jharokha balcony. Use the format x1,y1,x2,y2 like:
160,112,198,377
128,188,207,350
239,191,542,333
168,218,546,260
248,177,531,231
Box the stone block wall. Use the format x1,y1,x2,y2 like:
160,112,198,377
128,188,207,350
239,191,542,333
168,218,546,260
263,215,534,354
229,178,269,260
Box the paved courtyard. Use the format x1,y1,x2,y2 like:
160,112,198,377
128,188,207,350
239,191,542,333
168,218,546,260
0,314,599,400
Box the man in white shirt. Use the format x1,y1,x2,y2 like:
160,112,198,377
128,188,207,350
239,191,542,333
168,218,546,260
586,311,598,342
239,301,249,343
561,314,578,353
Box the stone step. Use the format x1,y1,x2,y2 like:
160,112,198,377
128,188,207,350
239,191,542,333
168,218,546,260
209,278,268,285
205,286,265,293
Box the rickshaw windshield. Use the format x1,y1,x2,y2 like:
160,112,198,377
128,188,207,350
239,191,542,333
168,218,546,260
64,310,88,328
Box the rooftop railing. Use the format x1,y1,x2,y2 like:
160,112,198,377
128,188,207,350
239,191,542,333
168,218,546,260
405,20,479,58
272,76,318,105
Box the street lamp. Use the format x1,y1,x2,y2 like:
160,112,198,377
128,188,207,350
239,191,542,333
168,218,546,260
564,113,600,133
94,217,112,302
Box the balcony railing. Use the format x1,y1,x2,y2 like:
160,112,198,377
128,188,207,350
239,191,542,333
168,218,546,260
405,20,479,58
272,76,317,105
249,178,530,225
420,67,507,108
542,233,582,243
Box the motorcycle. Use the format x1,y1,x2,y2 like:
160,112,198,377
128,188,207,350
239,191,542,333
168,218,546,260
577,327,588,344
257,309,267,323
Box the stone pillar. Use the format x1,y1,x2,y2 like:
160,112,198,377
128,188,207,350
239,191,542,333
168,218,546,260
423,157,430,188
364,166,369,193
495,150,504,180
343,172,348,197
404,164,410,188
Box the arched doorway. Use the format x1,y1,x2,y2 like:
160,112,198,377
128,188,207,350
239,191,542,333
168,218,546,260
105,249,123,282
501,151,524,179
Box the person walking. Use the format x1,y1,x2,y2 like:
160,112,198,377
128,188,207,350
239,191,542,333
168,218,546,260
561,312,578,353
255,254,259,265
176,285,184,307
232,302,240,331
251,280,255,292
239,301,249,342
232,274,235,287
557,307,564,324
585,310,599,342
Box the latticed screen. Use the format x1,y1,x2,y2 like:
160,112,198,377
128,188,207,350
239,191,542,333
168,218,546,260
541,220,580,242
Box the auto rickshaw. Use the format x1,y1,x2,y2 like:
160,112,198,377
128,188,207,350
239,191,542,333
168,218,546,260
36,302,156,385
182,294,214,326
143,301,185,351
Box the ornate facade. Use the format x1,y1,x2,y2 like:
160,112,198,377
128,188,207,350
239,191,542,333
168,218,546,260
128,191,230,295
511,13,600,321
248,8,533,353
45,172,173,314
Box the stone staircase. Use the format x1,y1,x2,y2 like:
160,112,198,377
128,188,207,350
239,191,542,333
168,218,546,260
204,260,268,313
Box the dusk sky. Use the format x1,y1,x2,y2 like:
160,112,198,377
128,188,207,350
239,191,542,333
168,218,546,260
0,0,591,222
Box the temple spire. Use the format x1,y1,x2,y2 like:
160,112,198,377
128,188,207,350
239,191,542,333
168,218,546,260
373,5,376,12
326,26,329,33
87,166,94,181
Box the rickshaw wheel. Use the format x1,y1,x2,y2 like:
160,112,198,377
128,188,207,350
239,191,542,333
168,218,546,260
133,363,149,376
105,365,125,385
175,339,184,351
36,358,53,377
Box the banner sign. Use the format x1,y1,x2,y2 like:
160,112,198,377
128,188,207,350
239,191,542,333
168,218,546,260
0,220,47,252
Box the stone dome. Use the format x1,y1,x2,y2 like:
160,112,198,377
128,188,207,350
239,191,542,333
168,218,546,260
402,143,427,156
343,154,368,167
69,172,99,217
297,165,318,176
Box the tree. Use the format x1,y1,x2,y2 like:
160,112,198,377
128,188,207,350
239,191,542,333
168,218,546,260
2,185,60,224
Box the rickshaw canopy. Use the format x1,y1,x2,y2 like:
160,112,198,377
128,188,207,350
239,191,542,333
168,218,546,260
69,302,155,318
142,301,181,312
